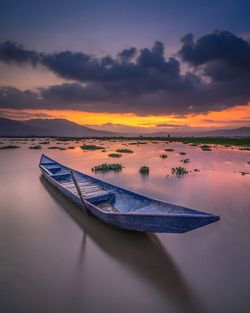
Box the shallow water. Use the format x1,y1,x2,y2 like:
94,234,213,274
1,139,250,313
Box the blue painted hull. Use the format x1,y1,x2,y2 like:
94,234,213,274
39,154,220,233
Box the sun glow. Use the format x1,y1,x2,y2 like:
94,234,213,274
1,103,250,131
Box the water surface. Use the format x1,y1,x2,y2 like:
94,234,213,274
1,139,250,313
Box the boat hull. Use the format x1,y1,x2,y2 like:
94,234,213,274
40,154,220,233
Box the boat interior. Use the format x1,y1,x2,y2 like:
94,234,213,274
40,156,211,216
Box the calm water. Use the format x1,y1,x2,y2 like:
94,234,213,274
1,139,250,313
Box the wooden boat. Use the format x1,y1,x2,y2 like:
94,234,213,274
39,154,220,233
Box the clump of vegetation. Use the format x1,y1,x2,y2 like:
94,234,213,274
0,145,20,149
164,148,174,152
194,168,200,172
179,152,186,155
68,146,75,149
160,154,168,159
171,167,188,176
239,147,250,151
139,166,150,175
129,142,147,145
239,171,250,176
29,145,42,149
200,145,212,151
81,144,104,150
47,146,67,150
92,163,123,172
190,143,198,146
116,149,133,153
108,153,122,158
180,158,190,164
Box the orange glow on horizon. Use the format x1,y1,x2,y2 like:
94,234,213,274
1,103,250,130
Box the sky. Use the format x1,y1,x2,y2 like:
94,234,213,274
0,0,250,133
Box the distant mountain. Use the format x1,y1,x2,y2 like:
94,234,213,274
148,127,250,137
23,118,115,137
197,127,250,137
1,117,250,137
0,118,48,136
0,118,115,137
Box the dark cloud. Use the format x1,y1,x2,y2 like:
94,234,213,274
118,47,137,62
0,41,40,66
0,32,250,115
179,30,250,82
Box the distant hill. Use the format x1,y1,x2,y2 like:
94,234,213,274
197,127,250,137
0,118,48,136
149,127,250,138
0,118,115,137
23,118,115,137
1,117,249,137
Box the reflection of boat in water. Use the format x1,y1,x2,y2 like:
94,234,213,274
39,154,219,233
41,176,205,313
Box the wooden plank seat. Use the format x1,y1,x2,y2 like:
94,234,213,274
61,180,114,203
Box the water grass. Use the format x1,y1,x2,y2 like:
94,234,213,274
80,144,104,150
29,145,42,149
239,171,250,176
239,147,250,151
200,145,212,151
139,166,150,175
160,154,168,159
194,168,200,172
116,149,133,153
47,146,67,150
108,153,122,158
68,146,75,149
0,145,20,149
164,148,174,152
179,152,186,155
171,167,188,176
92,163,123,172
180,158,190,164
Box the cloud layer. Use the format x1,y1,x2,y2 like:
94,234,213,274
0,30,250,115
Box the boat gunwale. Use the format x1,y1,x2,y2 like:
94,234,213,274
39,154,219,220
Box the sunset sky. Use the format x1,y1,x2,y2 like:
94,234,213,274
0,0,250,133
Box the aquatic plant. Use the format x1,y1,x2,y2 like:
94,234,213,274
194,168,200,172
108,153,122,158
164,148,174,152
139,166,150,175
239,147,250,151
171,167,188,176
68,146,75,149
81,144,104,150
47,146,67,150
190,143,198,146
180,158,190,164
0,145,20,149
200,145,212,151
160,154,168,159
92,163,123,172
239,171,250,176
29,145,42,149
179,152,186,155
129,142,147,145
116,149,133,153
